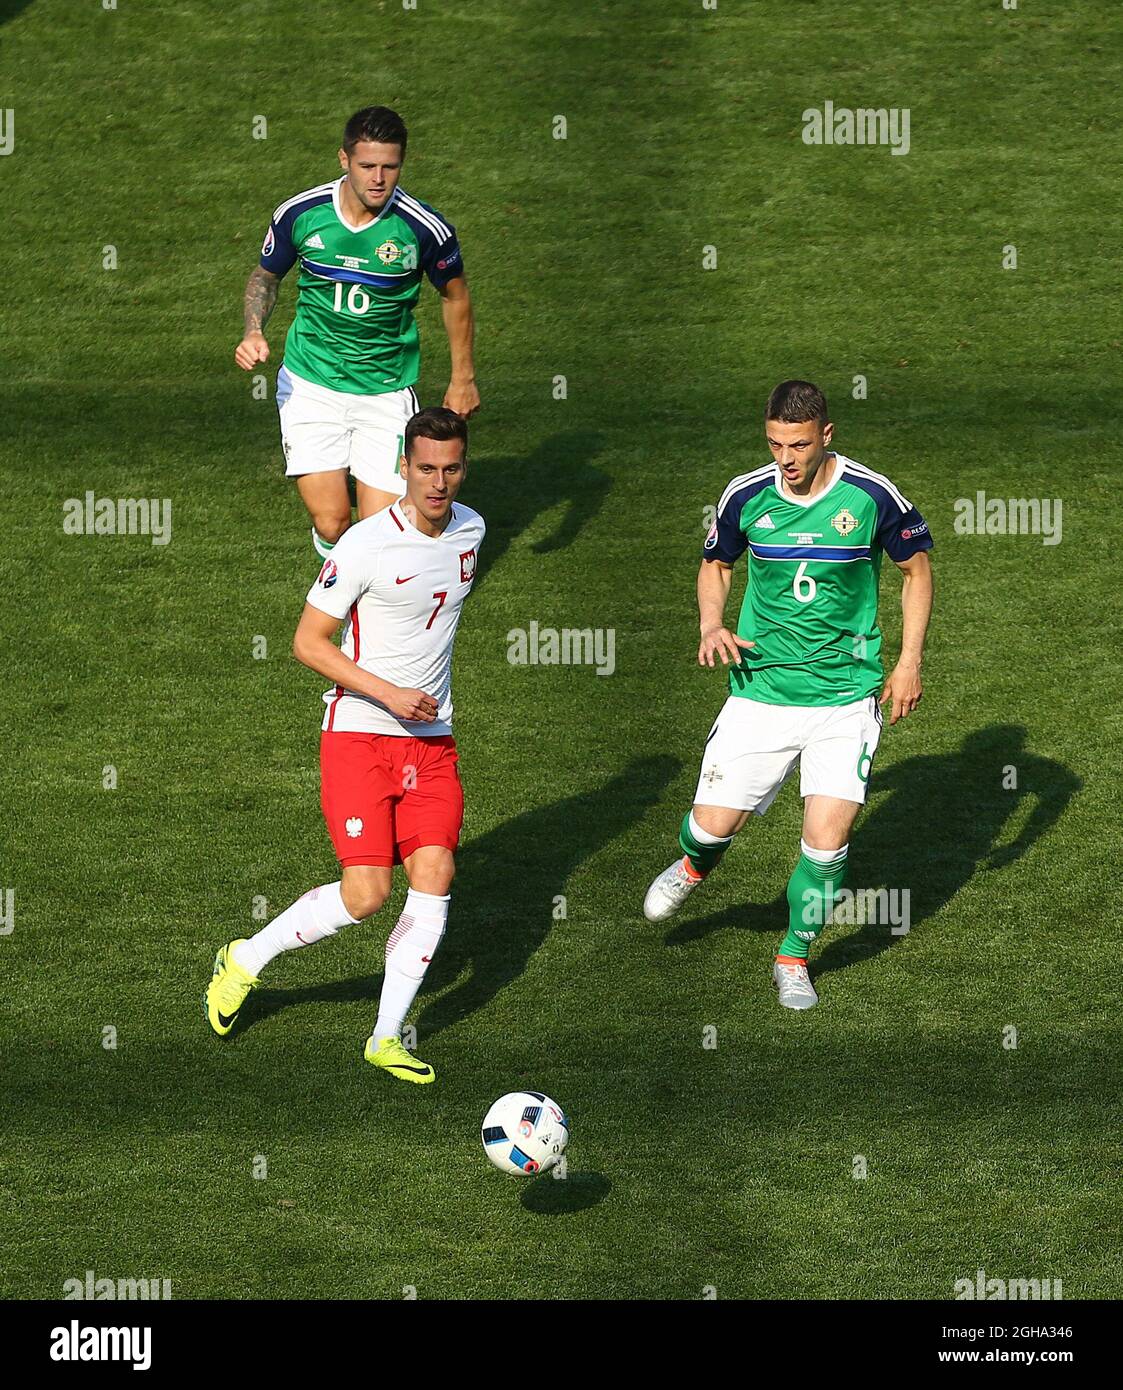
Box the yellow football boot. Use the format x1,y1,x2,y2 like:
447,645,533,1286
363,1034,435,1085
203,940,260,1037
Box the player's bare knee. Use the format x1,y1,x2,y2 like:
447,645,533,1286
313,511,352,545
801,821,853,853
405,849,455,897
345,886,389,919
693,804,747,839
410,872,454,896
341,869,390,920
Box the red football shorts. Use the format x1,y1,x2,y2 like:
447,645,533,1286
320,731,464,867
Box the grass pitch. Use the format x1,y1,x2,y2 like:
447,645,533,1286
1,0,1119,1299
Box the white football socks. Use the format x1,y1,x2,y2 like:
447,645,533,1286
232,881,360,977
373,889,449,1041
801,838,849,865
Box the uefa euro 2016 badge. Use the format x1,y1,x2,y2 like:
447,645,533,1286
318,559,338,589
376,240,402,264
831,507,859,537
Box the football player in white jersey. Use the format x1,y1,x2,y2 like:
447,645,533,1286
204,408,484,1085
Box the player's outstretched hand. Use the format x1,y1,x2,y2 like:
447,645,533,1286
443,379,480,418
386,687,439,722
698,626,754,668
234,332,270,371
880,661,922,725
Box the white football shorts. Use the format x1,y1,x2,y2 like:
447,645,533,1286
276,365,418,494
693,694,883,813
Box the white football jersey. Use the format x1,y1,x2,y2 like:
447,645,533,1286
304,500,485,736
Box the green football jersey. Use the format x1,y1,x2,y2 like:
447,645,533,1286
260,178,463,396
702,453,933,706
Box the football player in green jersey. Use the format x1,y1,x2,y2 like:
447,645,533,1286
234,106,479,560
644,381,934,1009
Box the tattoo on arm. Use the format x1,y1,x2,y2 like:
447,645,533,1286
244,267,280,335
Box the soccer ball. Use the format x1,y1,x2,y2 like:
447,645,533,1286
481,1091,569,1176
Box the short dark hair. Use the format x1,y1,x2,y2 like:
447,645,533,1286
405,406,468,460
342,106,407,158
765,380,829,426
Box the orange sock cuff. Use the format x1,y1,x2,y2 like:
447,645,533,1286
681,856,705,881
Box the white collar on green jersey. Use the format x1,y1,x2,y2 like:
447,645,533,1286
331,177,399,235
775,451,846,508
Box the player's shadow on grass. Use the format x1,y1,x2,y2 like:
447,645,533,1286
245,754,679,1037
463,429,612,586
416,753,679,1036
246,973,380,1027
0,0,34,23
664,725,1080,978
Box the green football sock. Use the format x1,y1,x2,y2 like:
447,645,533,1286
777,841,849,959
678,811,732,875
312,527,336,561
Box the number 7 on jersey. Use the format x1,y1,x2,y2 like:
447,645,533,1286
426,591,448,630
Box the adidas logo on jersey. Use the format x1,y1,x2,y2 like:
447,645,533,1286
754,514,776,530
305,233,325,250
